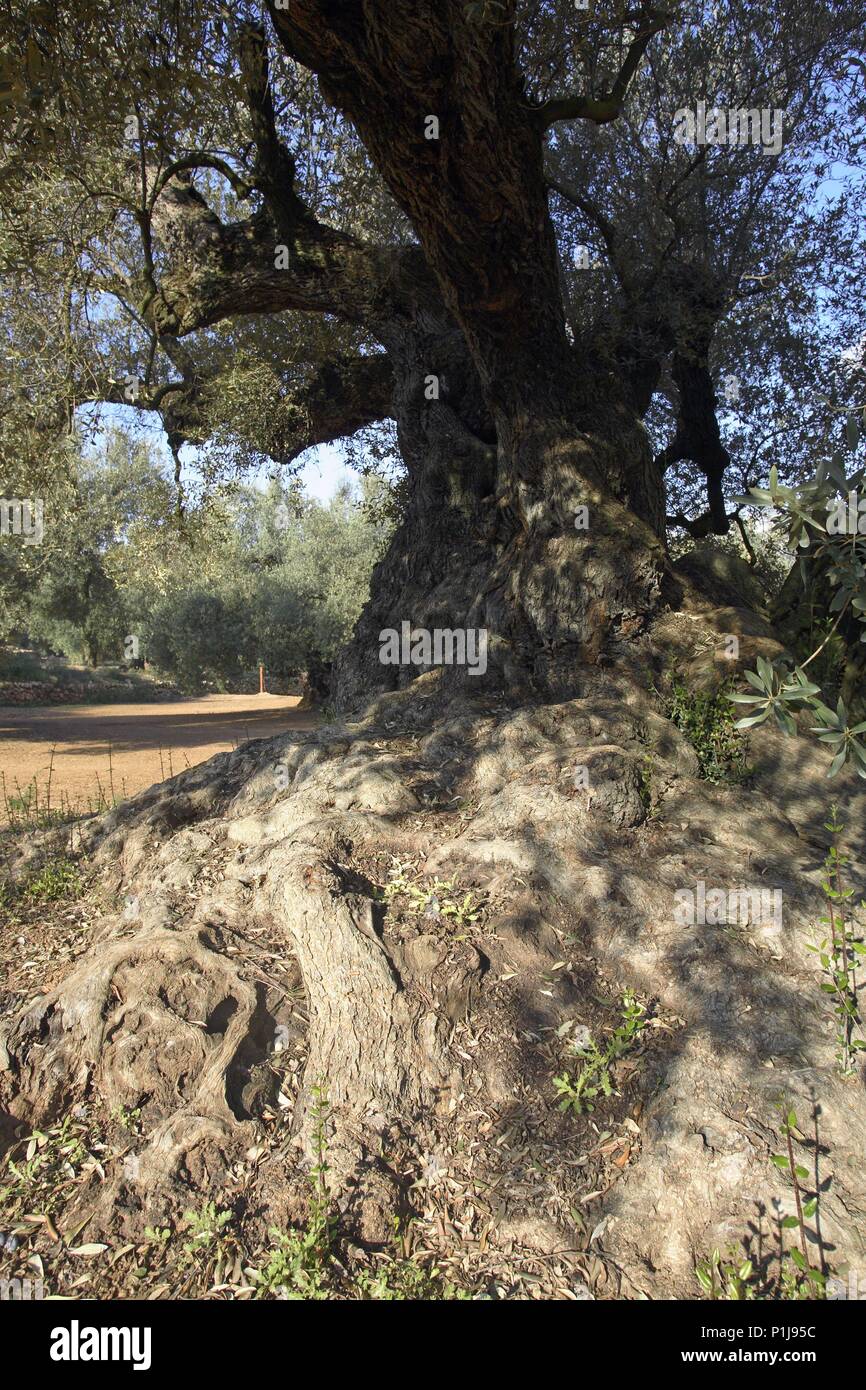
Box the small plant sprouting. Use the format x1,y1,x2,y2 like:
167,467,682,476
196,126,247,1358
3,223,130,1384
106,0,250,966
112,1104,143,1134
0,857,83,912
255,1209,333,1301
253,1081,335,1300
253,1084,473,1300
144,1226,171,1245
0,1115,89,1219
554,990,648,1115
22,857,82,903
181,1201,233,1268
354,1218,470,1301
805,807,865,1075
698,1104,837,1301
307,1081,332,1207
695,1248,756,1300
638,752,658,818
381,859,482,928
771,1105,827,1298
178,1198,241,1291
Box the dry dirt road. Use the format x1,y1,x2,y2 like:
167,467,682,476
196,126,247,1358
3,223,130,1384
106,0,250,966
0,693,318,820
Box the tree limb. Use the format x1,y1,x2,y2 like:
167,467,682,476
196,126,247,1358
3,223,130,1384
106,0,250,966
266,353,396,465
145,173,417,338
78,352,395,470
532,9,671,131
149,154,256,207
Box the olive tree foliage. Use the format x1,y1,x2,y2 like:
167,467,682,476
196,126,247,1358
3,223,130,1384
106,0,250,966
139,477,392,689
730,409,866,778
1,426,175,662
0,1,863,723
0,0,404,499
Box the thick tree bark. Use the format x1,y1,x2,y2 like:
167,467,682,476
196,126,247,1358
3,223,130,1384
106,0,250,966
333,348,668,712
255,1,673,715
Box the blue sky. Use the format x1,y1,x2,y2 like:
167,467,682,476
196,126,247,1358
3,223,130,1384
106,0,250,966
295,442,351,501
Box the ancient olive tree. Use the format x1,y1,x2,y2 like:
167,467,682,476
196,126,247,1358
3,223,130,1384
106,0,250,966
1,1,865,1294
2,0,862,703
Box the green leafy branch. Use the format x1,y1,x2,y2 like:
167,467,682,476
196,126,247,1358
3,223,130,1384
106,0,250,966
729,409,866,779
805,808,865,1075
771,1106,827,1298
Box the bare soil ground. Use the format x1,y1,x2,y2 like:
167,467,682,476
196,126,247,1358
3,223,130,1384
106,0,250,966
0,695,318,821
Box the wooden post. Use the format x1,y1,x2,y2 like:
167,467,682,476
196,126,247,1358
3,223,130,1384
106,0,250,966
259,663,265,694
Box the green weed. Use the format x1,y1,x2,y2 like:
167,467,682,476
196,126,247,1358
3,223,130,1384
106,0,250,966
695,1248,756,1300
663,679,751,783
22,857,82,903
805,808,865,1075
382,858,482,927
554,991,648,1115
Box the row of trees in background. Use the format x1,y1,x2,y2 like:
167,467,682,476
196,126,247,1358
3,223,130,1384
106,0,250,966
0,427,392,691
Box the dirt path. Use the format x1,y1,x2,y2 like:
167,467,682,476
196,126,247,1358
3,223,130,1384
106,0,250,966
0,693,318,819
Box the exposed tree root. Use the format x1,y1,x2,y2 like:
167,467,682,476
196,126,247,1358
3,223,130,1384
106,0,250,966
2,600,865,1296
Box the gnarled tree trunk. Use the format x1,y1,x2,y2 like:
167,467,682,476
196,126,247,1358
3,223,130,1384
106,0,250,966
334,325,670,711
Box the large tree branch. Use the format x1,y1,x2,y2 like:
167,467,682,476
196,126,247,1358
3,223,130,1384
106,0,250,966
547,175,629,289
120,25,444,344
236,21,310,238
144,173,422,339
266,0,569,397
666,506,732,538
264,352,396,465
76,351,395,467
149,154,256,206
532,9,671,131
